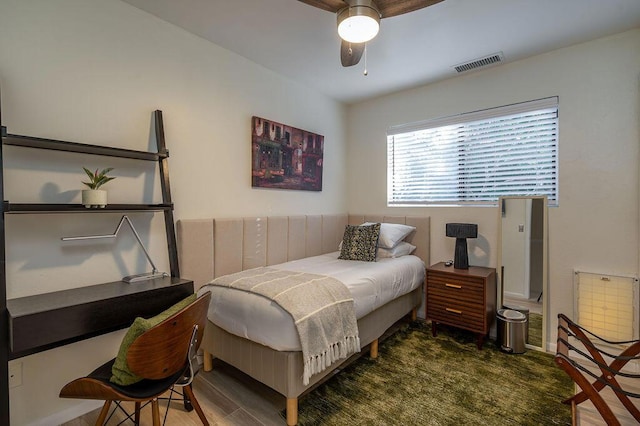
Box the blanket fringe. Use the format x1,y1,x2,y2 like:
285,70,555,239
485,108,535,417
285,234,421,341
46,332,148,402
303,335,361,386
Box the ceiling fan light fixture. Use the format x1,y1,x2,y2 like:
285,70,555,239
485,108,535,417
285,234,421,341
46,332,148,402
337,5,380,44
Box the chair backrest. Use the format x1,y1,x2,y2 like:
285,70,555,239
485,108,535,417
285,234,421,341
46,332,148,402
126,291,211,380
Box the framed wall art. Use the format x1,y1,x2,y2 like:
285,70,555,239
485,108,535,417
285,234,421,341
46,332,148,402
251,116,324,191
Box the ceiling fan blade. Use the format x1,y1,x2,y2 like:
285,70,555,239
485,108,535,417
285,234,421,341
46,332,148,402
376,0,444,18
297,0,348,14
340,40,365,67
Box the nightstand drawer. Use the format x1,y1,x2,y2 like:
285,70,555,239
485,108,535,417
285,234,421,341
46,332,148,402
427,296,485,331
427,272,485,291
426,280,485,304
427,294,484,316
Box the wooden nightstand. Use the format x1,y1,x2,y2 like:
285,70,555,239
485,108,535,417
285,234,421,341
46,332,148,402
426,262,496,349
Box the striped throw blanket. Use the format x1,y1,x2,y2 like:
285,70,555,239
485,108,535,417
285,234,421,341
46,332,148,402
207,267,361,385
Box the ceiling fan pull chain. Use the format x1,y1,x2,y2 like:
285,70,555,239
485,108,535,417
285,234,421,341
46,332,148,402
363,44,368,76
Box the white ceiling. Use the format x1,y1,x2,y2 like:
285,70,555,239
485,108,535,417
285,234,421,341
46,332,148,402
122,0,640,104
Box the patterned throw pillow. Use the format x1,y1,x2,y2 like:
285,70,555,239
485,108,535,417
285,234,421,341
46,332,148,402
338,223,381,262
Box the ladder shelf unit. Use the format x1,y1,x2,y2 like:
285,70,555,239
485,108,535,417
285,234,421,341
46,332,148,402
0,110,190,425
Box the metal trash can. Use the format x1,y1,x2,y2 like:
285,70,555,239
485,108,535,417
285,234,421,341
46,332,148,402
504,304,530,344
497,308,527,354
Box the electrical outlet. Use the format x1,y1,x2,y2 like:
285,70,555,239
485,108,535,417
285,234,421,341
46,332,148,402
9,362,22,388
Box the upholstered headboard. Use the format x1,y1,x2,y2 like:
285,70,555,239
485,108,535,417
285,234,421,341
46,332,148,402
177,214,430,291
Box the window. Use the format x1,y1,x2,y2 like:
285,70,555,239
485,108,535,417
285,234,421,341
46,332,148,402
387,97,558,206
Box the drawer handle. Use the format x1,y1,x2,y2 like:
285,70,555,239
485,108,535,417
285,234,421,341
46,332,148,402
446,308,462,315
445,283,462,289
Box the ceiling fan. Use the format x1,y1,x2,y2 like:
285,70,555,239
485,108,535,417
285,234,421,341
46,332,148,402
298,0,444,68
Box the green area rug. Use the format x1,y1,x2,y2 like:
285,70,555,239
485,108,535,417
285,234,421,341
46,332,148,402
294,321,572,425
529,312,542,348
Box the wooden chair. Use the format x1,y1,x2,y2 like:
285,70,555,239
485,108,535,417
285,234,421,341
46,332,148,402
60,292,212,425
555,313,640,426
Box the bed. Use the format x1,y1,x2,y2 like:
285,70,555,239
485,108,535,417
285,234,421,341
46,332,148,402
177,214,430,425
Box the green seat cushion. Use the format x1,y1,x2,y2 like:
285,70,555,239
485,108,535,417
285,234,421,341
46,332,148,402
110,293,197,386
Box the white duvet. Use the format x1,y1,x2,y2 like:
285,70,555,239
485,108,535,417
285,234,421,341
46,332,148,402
202,251,425,351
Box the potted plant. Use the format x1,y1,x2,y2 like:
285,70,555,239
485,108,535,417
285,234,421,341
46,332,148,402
81,167,116,208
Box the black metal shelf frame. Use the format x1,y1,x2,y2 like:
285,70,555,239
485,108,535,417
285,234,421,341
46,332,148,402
0,110,183,425
3,203,173,213
2,132,168,161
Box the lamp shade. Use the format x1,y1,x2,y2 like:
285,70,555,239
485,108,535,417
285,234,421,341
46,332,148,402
446,223,478,239
445,223,478,269
337,5,380,43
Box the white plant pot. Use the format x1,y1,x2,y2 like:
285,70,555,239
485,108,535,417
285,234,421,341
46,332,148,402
82,189,107,208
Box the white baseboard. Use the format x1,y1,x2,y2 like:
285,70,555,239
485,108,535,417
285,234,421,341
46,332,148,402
26,400,102,426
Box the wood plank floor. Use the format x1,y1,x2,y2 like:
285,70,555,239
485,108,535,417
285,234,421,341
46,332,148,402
61,361,288,426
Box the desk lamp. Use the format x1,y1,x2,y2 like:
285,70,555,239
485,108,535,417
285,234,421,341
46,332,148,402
62,215,168,283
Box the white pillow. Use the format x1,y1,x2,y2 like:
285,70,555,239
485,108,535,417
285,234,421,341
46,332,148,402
362,222,416,249
377,241,416,259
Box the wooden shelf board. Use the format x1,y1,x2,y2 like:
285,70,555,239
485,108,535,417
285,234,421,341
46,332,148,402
2,132,168,161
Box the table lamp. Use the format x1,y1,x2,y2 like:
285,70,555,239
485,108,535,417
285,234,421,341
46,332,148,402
446,223,478,269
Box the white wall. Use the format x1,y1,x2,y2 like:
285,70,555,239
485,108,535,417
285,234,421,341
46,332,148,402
502,199,529,298
347,29,640,349
0,0,346,424
1,0,638,423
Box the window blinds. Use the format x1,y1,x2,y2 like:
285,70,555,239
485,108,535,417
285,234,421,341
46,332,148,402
387,97,558,206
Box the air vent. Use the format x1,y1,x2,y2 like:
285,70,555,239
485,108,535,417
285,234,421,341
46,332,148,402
453,52,504,73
